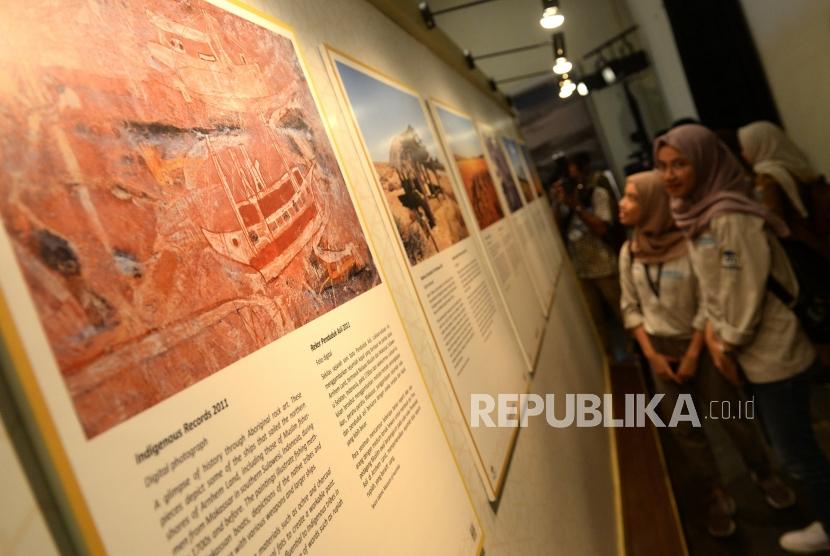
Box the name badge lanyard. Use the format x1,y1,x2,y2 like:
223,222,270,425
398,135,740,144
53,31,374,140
644,263,664,299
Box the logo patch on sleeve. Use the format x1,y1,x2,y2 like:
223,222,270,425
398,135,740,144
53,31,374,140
721,249,741,270
694,235,716,247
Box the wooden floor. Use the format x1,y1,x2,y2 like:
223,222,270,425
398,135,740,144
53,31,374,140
610,360,688,556
611,358,830,556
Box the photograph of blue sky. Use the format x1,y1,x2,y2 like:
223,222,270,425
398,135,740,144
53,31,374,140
502,137,529,181
435,107,482,159
520,144,537,174
336,60,440,163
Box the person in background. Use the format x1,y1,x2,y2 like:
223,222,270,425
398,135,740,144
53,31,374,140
554,152,624,357
544,153,569,210
738,120,829,259
738,121,830,370
618,170,794,538
655,124,830,554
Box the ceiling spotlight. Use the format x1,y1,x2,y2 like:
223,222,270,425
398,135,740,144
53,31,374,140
540,0,565,30
419,2,436,29
558,73,576,98
419,0,500,30
601,65,617,84
463,49,475,69
553,33,573,75
551,33,571,74
552,57,572,75
577,82,589,96
553,33,566,57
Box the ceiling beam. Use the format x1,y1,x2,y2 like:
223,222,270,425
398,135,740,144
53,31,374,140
364,0,512,114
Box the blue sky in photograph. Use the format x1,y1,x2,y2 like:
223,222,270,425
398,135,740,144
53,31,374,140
336,61,440,163
502,137,529,180
435,107,482,159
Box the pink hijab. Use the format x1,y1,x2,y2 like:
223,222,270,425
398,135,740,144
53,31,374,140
628,171,687,264
654,124,789,238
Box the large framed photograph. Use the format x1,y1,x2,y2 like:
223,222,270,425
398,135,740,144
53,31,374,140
324,48,532,501
0,0,380,438
0,2,482,554
326,56,470,267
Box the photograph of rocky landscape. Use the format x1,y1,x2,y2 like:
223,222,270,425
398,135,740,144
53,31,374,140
482,132,523,213
432,106,504,230
521,144,545,199
502,137,535,203
334,60,469,266
0,0,379,437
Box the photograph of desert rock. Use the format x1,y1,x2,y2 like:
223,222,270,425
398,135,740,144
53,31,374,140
433,107,504,230
335,61,469,266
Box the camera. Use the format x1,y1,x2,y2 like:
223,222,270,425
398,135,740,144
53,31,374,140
559,176,579,196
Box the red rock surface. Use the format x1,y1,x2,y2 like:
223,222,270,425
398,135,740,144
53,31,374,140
0,0,378,437
455,157,504,230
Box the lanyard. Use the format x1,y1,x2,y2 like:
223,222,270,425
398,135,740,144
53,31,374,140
644,263,664,299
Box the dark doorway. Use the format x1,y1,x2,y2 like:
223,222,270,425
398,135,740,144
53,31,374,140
663,0,780,129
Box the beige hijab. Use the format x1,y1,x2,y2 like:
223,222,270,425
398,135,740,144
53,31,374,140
628,171,687,264
654,124,789,239
738,121,817,218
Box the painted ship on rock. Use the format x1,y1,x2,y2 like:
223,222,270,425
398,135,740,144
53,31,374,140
145,8,327,282
202,141,325,282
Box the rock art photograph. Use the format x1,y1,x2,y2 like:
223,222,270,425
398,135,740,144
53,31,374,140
0,0,379,437
333,60,469,266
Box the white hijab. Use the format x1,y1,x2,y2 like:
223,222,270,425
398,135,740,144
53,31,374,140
738,121,818,218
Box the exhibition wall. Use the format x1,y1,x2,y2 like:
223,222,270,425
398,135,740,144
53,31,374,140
738,0,830,177
624,0,828,177
0,0,619,555
623,0,698,123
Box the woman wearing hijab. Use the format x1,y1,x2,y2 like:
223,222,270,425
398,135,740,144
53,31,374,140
654,124,830,553
738,121,829,259
618,171,793,538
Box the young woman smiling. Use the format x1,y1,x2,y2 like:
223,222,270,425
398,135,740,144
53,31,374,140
618,171,792,539
654,124,830,554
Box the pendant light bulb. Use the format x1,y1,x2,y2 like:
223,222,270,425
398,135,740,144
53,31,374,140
540,7,564,29
552,56,572,75
558,74,575,98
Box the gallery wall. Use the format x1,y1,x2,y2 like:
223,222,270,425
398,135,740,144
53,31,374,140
624,0,698,123
248,1,620,553
625,0,828,178
738,0,830,177
0,0,619,554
